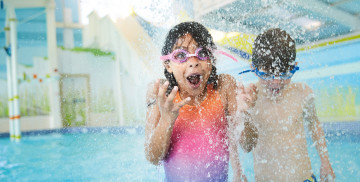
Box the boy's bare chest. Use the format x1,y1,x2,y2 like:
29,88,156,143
252,94,305,133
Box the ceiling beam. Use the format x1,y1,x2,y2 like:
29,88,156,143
4,0,48,8
294,0,360,30
330,0,351,7
56,22,84,29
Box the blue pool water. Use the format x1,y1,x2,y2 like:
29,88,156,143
0,123,359,181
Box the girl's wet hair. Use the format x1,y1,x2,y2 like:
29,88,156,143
252,28,296,73
162,21,218,94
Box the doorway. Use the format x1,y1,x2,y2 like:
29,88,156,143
60,74,90,127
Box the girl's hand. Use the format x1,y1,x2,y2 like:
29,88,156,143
320,160,335,182
237,83,258,112
154,80,190,123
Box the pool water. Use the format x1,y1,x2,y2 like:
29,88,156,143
0,125,359,181
0,129,160,181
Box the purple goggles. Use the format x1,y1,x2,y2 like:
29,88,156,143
160,47,238,63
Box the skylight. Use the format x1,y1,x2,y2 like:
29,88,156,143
292,17,322,31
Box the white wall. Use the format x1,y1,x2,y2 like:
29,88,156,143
83,11,160,125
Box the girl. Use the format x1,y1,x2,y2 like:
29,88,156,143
144,21,256,182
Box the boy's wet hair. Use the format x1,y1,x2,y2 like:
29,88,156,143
162,21,218,94
252,28,296,73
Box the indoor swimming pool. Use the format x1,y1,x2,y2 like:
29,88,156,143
0,122,359,181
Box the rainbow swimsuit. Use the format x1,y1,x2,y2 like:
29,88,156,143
164,85,229,182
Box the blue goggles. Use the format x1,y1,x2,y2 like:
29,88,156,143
239,65,299,80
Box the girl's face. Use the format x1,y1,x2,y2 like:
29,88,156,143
164,34,212,97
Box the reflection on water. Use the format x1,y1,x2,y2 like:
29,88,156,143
0,124,358,181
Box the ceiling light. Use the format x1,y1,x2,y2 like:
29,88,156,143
292,17,322,31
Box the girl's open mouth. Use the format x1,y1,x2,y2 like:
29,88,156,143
186,74,202,88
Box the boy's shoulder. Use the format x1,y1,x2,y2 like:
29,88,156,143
289,82,314,99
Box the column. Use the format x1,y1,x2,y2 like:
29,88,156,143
46,0,62,128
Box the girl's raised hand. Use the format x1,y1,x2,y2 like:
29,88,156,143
154,80,191,123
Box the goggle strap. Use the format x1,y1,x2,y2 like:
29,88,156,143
160,55,170,61
294,66,299,71
238,69,254,75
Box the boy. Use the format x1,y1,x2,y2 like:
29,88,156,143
241,28,335,181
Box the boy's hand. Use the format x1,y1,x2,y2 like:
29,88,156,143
240,121,259,153
320,160,335,182
237,83,258,112
233,172,248,182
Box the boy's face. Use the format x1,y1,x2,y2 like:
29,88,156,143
164,34,212,97
259,77,291,95
255,66,293,95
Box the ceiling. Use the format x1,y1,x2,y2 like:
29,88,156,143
196,0,360,45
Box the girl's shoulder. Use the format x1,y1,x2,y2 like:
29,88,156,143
217,74,236,87
217,74,237,97
216,74,238,113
